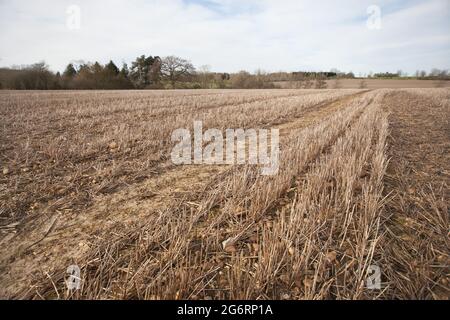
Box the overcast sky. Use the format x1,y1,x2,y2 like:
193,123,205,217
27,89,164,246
0,0,449,74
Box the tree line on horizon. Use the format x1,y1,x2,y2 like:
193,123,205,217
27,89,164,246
0,55,193,90
0,54,448,90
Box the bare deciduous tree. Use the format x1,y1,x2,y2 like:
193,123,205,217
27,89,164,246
161,56,195,88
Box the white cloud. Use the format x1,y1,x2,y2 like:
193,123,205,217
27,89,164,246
0,0,448,74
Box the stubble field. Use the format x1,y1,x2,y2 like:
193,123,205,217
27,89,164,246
0,88,448,300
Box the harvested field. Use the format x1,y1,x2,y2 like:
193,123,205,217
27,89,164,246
275,79,450,89
0,88,448,300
